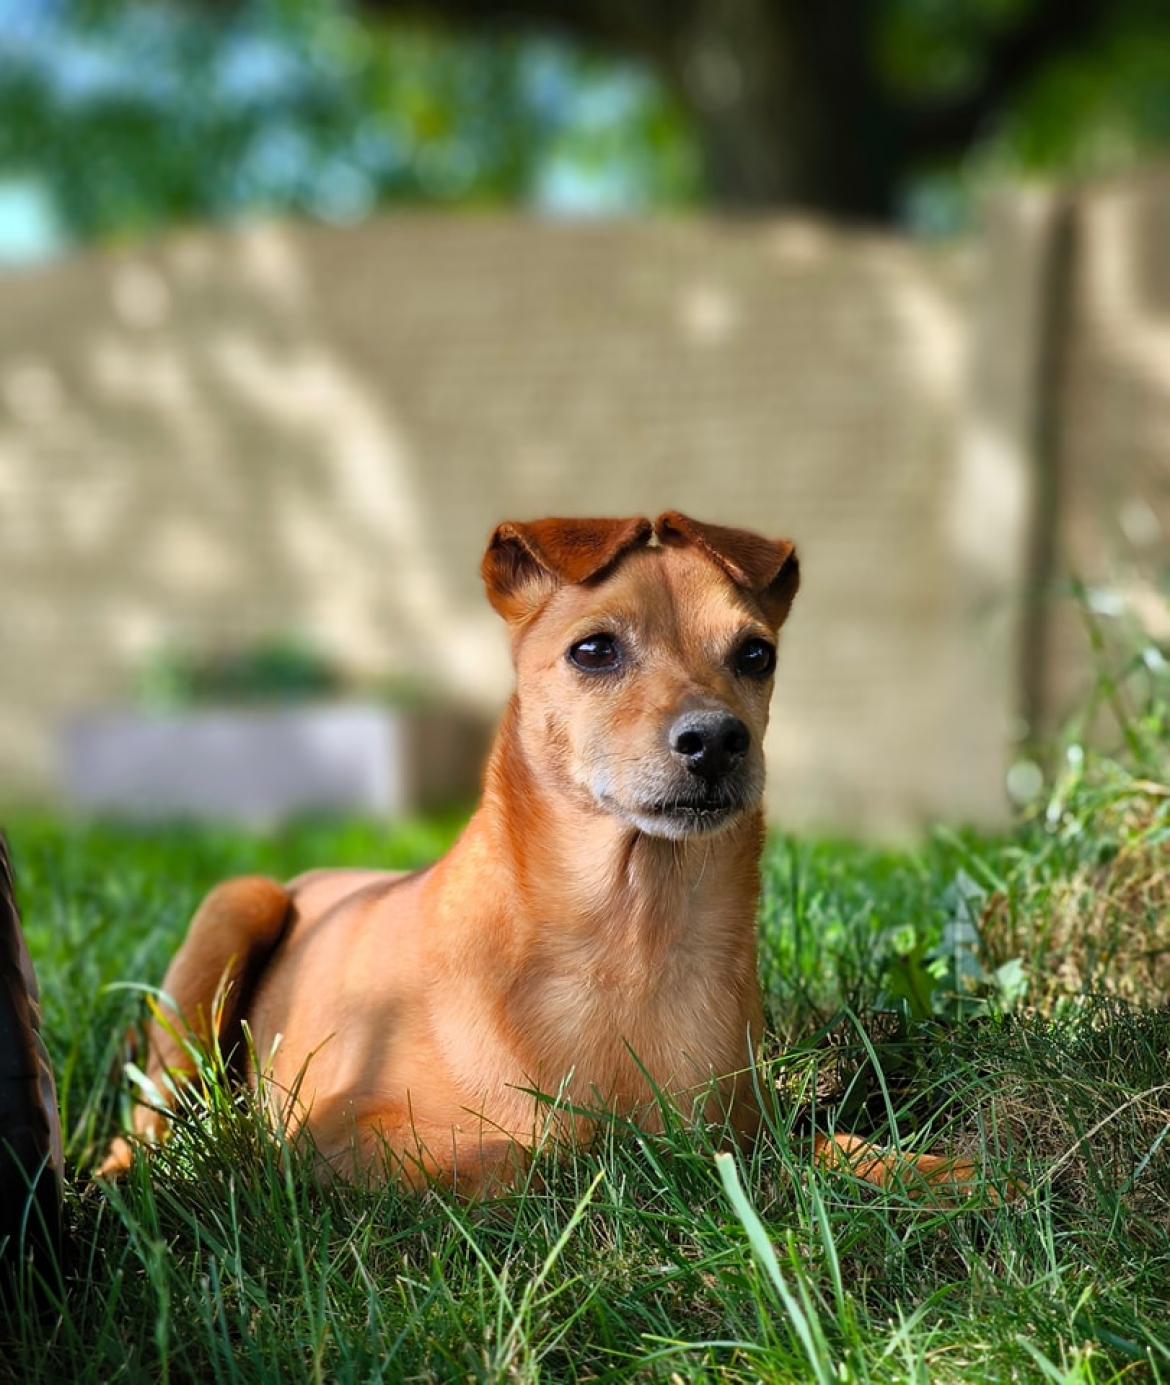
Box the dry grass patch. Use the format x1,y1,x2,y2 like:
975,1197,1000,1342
982,780,1170,1012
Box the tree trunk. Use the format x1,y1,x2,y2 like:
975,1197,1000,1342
664,0,896,218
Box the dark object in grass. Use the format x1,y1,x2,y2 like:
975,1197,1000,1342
0,833,64,1277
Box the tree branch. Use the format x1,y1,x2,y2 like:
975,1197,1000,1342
354,0,684,64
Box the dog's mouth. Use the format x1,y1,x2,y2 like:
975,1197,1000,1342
649,804,735,834
617,783,756,839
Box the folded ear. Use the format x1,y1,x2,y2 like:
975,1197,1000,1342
482,516,653,623
655,510,799,629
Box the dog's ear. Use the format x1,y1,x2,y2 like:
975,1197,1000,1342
655,511,800,629
482,517,653,622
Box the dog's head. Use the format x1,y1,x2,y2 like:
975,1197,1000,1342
481,512,799,840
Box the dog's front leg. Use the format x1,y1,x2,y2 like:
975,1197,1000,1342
306,1096,534,1196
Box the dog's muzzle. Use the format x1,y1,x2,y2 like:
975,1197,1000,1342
610,710,760,839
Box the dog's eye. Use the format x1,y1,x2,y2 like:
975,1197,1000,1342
568,635,622,672
734,638,776,678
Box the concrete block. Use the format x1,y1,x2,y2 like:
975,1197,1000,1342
59,703,488,824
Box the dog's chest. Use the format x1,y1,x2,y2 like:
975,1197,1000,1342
513,915,748,1093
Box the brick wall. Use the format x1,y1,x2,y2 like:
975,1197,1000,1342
1,189,1163,835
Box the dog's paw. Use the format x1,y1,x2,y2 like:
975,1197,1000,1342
93,1135,136,1180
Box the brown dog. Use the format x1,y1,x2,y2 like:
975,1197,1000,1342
101,512,796,1190
100,511,983,1199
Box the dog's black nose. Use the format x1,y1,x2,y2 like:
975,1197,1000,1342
670,711,751,782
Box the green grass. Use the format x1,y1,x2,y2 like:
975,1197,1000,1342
1,765,1169,1383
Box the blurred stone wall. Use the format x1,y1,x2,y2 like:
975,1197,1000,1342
1032,176,1170,738
0,180,1165,835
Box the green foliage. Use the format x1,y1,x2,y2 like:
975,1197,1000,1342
984,18,1170,179
137,636,344,710
4,0,1170,243
970,587,1170,1016
0,0,698,245
881,869,1029,1025
880,0,1037,99
884,0,1170,229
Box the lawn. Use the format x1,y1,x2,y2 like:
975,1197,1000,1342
1,736,1168,1383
